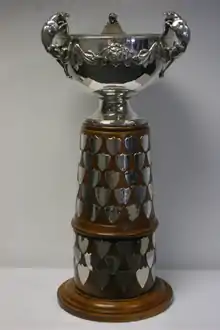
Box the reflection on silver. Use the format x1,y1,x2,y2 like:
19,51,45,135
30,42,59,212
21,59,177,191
41,12,72,78
95,187,111,206
97,153,111,171
151,265,156,282
143,200,152,219
105,205,122,223
134,152,145,170
76,198,83,217
106,137,121,155
73,42,156,68
140,237,149,255
89,135,102,154
91,169,101,188
140,135,149,152
80,183,86,200
78,235,89,253
84,252,93,271
152,232,156,248
80,134,87,150
95,240,111,259
124,136,137,152
125,171,139,186
42,13,190,126
116,154,131,172
148,183,153,200
77,165,85,184
105,171,120,189
127,204,140,221
147,150,151,165
91,204,101,222
77,264,90,285
134,186,147,204
114,188,131,205
82,151,92,169
147,249,155,268
142,167,151,185
74,246,81,265
136,266,150,288
160,11,191,77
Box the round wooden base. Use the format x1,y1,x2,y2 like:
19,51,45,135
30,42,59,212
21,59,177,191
57,277,173,322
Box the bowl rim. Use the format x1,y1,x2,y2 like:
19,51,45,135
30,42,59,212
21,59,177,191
71,33,161,40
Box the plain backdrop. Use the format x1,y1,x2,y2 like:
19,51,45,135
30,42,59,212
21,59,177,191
0,0,219,269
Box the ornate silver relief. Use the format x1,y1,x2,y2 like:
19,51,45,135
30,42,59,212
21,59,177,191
41,11,190,92
41,12,72,78
160,11,191,77
72,42,157,70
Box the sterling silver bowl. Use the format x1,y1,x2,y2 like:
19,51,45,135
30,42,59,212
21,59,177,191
41,12,190,97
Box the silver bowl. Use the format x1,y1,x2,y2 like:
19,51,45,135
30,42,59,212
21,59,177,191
41,12,190,97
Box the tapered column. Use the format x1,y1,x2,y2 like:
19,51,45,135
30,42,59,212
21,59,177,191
72,122,158,299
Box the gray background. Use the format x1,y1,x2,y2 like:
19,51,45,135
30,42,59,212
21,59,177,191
0,0,219,269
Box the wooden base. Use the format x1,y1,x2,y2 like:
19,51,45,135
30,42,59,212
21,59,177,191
57,277,173,322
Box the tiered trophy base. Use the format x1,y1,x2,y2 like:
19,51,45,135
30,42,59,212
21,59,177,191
57,278,173,322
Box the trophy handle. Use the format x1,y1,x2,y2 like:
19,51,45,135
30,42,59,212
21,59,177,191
41,12,72,78
159,11,191,78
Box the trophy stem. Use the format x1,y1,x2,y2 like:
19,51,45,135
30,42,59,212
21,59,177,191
87,90,146,128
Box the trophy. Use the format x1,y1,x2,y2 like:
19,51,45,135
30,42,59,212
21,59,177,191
41,11,190,322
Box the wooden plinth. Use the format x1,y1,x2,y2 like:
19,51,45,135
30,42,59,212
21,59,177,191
57,277,173,322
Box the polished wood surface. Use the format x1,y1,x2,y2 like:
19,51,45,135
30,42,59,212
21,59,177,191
57,277,173,322
72,217,158,237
